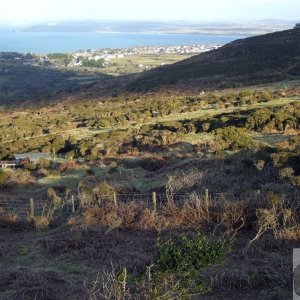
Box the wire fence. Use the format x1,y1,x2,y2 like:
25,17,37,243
0,191,299,219
0,193,188,218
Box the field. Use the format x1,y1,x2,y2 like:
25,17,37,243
105,54,194,75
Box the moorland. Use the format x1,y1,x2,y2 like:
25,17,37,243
0,28,299,300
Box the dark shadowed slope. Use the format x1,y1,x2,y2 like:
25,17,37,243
127,29,300,91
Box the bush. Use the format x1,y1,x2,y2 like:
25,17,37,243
9,170,35,185
48,170,61,177
109,161,118,172
82,58,104,68
79,184,95,208
0,170,9,187
254,160,265,171
30,216,50,230
59,161,79,173
38,158,51,169
23,162,37,171
150,234,232,297
213,126,252,150
96,182,115,205
279,167,294,179
47,188,62,208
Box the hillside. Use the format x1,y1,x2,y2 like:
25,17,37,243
0,25,300,300
127,29,300,91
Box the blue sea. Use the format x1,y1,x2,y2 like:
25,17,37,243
0,30,243,54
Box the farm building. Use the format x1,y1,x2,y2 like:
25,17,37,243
14,153,52,164
0,161,17,169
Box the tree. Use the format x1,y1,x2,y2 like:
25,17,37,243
82,58,104,68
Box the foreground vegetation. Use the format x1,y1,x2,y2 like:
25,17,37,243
0,185,299,299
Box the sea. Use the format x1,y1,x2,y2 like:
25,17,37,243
0,30,243,54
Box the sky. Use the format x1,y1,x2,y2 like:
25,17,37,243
0,0,299,24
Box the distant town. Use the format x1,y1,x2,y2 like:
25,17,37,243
0,44,222,68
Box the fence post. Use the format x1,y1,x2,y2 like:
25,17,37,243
71,195,75,214
152,192,157,213
30,198,35,217
204,189,209,202
113,192,118,207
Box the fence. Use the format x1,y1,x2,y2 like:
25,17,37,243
0,196,52,219
0,190,299,219
0,192,190,218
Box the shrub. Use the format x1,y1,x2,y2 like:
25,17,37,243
247,193,295,250
59,160,79,173
290,176,300,187
109,161,118,172
37,168,49,177
213,126,252,150
26,205,54,230
48,170,61,177
96,182,115,205
83,207,122,229
0,213,17,227
38,158,51,169
149,234,232,297
23,162,37,171
30,216,50,230
0,170,9,187
254,160,265,172
47,188,62,208
201,122,211,132
79,184,95,207
90,267,131,300
9,170,35,185
279,167,294,179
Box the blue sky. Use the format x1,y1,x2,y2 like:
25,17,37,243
0,0,299,24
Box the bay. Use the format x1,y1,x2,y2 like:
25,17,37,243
0,30,243,54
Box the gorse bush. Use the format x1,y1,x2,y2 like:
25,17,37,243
155,234,231,277
150,234,232,297
90,234,232,299
213,126,252,150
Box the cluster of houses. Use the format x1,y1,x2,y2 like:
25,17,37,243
0,153,51,169
67,44,222,67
